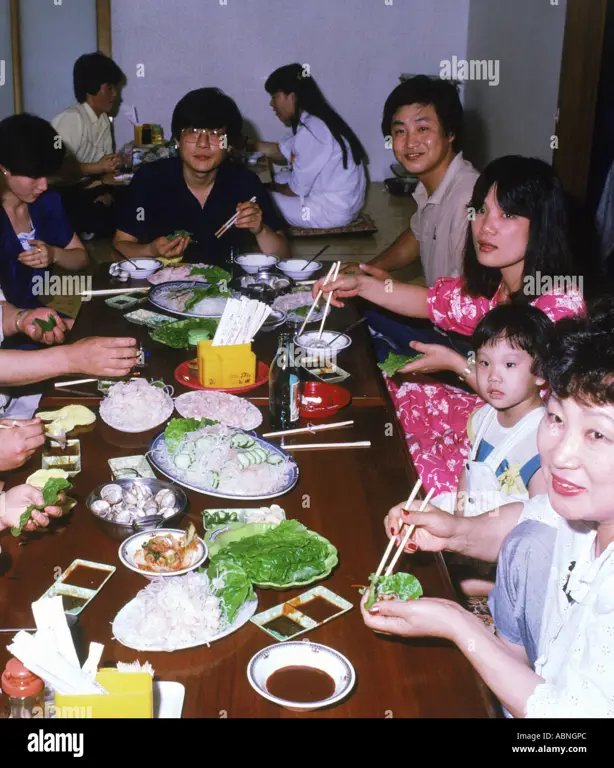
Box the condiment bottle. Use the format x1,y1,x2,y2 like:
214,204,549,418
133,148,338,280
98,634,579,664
1,658,44,718
269,332,301,430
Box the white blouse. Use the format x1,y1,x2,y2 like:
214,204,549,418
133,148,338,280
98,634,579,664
519,494,614,717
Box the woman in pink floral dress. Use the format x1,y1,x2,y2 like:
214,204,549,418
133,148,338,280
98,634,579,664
313,157,586,493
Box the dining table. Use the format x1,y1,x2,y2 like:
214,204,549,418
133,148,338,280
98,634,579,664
0,264,497,718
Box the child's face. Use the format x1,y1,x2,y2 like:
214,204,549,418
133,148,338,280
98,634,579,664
390,103,454,177
475,338,544,410
538,395,614,522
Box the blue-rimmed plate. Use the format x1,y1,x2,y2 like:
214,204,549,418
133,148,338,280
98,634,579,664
148,431,299,501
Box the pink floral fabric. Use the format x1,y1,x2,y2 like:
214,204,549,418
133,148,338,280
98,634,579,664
387,279,586,494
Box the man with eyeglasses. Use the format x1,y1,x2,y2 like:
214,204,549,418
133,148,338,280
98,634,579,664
114,88,290,264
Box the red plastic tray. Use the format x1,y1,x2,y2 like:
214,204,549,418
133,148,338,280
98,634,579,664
174,360,270,393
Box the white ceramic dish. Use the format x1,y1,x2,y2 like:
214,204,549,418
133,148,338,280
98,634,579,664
153,681,185,718
100,386,175,434
118,258,162,279
236,254,279,274
247,640,356,712
118,528,208,578
295,331,352,354
277,260,322,280
174,390,263,431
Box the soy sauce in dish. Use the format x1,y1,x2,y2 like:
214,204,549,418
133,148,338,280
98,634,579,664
61,566,109,591
263,615,303,638
295,597,341,623
266,666,336,703
61,594,89,611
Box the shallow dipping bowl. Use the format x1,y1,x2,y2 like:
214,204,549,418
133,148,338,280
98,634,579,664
277,259,322,280
295,331,352,355
236,254,279,274
119,258,162,280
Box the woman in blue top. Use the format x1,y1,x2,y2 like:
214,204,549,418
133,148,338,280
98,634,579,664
0,114,89,309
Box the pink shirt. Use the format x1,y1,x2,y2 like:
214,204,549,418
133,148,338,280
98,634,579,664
427,277,585,335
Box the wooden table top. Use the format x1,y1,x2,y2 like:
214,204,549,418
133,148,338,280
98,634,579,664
1,266,495,718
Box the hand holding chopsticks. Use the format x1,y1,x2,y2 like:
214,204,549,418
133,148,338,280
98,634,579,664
215,196,257,239
297,261,340,336
384,488,435,576
317,261,341,339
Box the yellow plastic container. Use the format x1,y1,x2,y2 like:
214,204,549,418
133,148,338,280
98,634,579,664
197,340,256,389
54,670,153,718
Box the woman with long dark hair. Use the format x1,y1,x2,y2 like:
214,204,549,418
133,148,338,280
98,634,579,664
251,63,367,228
314,156,587,493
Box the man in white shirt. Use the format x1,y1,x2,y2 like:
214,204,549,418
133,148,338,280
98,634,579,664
52,52,126,238
352,77,479,362
362,299,614,717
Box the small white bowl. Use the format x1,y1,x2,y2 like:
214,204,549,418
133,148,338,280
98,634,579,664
119,528,208,578
277,259,322,280
118,258,162,280
247,640,355,712
295,331,352,354
236,254,279,275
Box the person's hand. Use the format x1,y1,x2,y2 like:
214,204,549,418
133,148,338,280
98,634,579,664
94,153,120,175
358,263,391,281
311,272,362,308
20,308,67,345
94,192,115,207
18,240,54,269
360,592,460,641
66,336,138,377
235,200,264,235
0,419,45,471
0,483,64,534
397,341,461,375
150,235,190,259
384,499,459,554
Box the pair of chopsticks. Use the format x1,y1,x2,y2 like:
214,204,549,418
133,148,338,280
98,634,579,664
79,287,150,297
215,196,257,238
264,420,370,450
297,261,341,336
374,479,435,578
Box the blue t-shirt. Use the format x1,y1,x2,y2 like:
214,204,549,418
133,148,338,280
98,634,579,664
116,158,284,266
0,189,74,308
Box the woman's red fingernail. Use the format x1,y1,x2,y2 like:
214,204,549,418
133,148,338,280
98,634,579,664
369,607,379,615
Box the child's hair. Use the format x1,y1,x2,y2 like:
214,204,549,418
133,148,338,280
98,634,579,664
0,114,65,178
381,75,464,152
73,52,125,103
462,156,576,300
472,304,553,373
171,88,243,144
539,297,614,405
264,63,367,169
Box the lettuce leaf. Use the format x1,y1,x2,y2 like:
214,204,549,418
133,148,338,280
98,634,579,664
11,477,72,537
189,266,231,284
207,556,254,623
184,284,229,310
34,315,57,333
377,351,424,377
208,520,332,586
151,317,218,349
164,417,217,454
362,572,423,610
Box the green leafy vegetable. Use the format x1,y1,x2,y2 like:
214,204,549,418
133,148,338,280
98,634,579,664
150,317,218,349
207,557,255,623
292,305,311,318
164,417,217,454
377,351,424,377
184,284,230,310
361,572,423,611
11,477,72,537
208,519,336,587
34,315,57,333
190,266,231,284
167,230,197,243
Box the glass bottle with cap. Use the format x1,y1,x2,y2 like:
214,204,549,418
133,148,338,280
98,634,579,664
1,658,44,718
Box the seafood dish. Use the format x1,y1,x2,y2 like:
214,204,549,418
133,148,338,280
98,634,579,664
148,263,216,285
134,523,200,573
112,569,258,652
99,379,174,433
88,481,181,525
174,390,263,430
150,418,298,500
149,280,235,319
273,291,325,324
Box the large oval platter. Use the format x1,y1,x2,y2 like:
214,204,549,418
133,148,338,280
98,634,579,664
148,430,299,501
148,280,235,319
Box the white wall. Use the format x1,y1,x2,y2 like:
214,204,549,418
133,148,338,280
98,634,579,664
20,0,97,120
111,0,470,181
0,0,15,119
463,0,567,169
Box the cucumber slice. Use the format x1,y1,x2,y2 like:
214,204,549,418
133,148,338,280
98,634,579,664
237,453,250,468
231,434,256,449
266,453,283,465
174,453,193,470
210,471,220,489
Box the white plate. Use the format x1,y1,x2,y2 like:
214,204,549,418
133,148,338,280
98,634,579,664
118,529,208,578
113,594,258,652
149,432,299,501
174,390,263,431
154,681,185,718
149,281,234,319
273,291,325,324
99,386,175,434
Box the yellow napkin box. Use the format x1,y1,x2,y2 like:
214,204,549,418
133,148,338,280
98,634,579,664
197,340,256,389
54,670,153,718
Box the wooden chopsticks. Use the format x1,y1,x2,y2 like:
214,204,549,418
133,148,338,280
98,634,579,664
262,420,354,438
215,196,257,238
384,488,435,576
297,261,340,336
317,261,341,339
